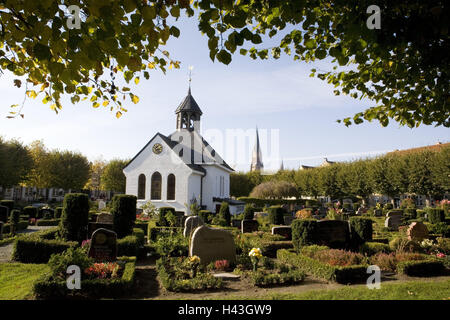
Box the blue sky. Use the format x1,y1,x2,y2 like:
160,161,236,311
0,13,448,172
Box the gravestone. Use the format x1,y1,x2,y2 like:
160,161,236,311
241,219,259,233
183,215,204,238
0,205,9,223
315,220,350,248
374,209,382,217
272,226,292,240
386,210,403,218
97,213,114,224
98,200,106,211
190,225,236,265
284,216,294,225
385,215,402,230
231,219,241,228
40,208,54,219
0,221,3,240
407,222,429,241
88,228,117,262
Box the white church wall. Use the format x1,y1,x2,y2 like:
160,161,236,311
124,134,194,213
201,165,231,212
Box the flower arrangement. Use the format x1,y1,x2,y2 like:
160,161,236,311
214,259,230,271
84,262,120,279
420,239,434,249
296,209,313,220
81,239,91,248
436,252,446,258
136,213,150,221
188,255,201,277
249,247,263,271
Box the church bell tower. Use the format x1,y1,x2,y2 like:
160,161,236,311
175,87,202,132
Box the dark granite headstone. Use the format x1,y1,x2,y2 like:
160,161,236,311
88,228,117,262
272,226,292,240
231,219,241,228
0,205,9,223
315,220,350,248
88,222,114,238
241,219,259,233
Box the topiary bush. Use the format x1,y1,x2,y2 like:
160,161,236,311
54,207,63,219
111,194,137,238
359,242,391,256
9,209,21,234
198,210,212,224
59,193,90,243
349,216,373,245
158,207,175,227
404,208,417,220
268,205,285,225
291,219,319,251
218,202,231,227
426,208,445,224
23,206,38,219
243,204,255,220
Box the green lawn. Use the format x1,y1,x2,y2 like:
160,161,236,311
0,263,50,300
222,279,450,300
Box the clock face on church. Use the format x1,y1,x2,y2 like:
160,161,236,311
152,143,163,154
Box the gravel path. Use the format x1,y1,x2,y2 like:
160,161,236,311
0,226,54,263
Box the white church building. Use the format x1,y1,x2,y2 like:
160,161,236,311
123,88,234,214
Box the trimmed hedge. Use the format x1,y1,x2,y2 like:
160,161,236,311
416,209,426,219
397,260,446,277
117,235,139,257
268,205,285,225
148,226,182,242
1,220,28,234
9,209,21,233
349,217,373,245
36,219,60,226
33,256,136,299
426,208,445,224
243,204,255,220
158,207,175,227
134,221,149,234
218,202,231,226
55,207,63,219
133,228,145,247
111,194,137,238
198,210,212,224
12,238,78,263
23,206,38,219
359,242,391,256
291,219,318,250
60,193,89,242
277,249,368,284
404,208,417,220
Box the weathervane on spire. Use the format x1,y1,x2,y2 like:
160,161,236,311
188,65,194,92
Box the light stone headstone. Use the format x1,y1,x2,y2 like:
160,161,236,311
183,215,204,238
407,222,429,241
189,225,236,265
98,200,106,211
96,213,114,224
386,210,403,218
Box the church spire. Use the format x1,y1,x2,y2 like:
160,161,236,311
280,159,284,171
250,126,264,172
175,68,202,132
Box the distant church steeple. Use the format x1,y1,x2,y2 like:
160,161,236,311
175,88,202,132
280,159,284,171
250,127,264,172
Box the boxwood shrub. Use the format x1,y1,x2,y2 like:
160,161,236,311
291,219,319,251
117,235,139,257
1,221,28,234
218,202,231,226
12,238,78,263
59,193,89,242
111,195,137,238
268,205,285,225
359,242,391,256
243,204,255,220
54,207,63,219
23,206,38,219
416,209,426,219
404,208,417,220
36,219,60,226
33,256,136,299
134,221,149,234
9,209,21,233
397,260,446,277
277,249,368,284
349,216,373,246
426,208,445,224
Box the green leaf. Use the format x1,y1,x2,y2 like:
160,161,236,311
217,50,232,65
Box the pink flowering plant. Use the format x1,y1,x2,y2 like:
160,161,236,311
84,262,121,279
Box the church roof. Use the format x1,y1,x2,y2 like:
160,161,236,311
123,131,233,173
175,88,203,115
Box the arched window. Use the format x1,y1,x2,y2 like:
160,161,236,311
167,174,176,200
151,172,162,200
138,174,146,200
